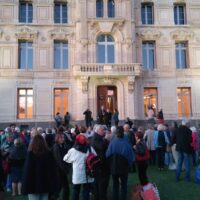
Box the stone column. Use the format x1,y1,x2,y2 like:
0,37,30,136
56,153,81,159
127,76,135,119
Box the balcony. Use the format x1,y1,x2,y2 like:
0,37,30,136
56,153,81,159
73,63,142,77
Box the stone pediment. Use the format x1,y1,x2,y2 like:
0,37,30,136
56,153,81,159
15,26,38,39
137,29,162,40
48,28,74,40
170,29,194,41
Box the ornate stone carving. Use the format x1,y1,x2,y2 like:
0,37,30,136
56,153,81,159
5,35,10,41
15,26,38,39
125,38,133,48
80,39,89,47
137,29,162,40
48,28,74,40
128,76,135,93
81,76,89,93
170,29,194,41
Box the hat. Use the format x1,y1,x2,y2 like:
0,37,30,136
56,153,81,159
75,134,87,145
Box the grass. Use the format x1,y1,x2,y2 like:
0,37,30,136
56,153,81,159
6,166,200,200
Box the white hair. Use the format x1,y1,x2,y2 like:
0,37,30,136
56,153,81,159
182,119,190,126
111,126,117,134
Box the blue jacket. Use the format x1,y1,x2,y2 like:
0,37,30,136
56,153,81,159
106,137,134,166
153,130,169,148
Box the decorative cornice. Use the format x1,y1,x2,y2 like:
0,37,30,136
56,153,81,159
48,28,74,40
136,29,162,40
15,26,38,40
170,29,194,41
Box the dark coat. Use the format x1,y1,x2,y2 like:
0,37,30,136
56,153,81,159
22,151,59,195
173,125,193,154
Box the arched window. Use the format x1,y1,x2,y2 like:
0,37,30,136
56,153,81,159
108,0,115,17
97,35,115,63
96,0,103,17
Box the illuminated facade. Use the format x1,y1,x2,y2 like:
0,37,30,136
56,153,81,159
0,0,200,127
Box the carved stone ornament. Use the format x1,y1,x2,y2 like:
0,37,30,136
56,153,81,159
15,26,38,39
128,76,135,93
125,38,133,48
81,76,89,93
80,39,89,47
48,28,74,40
170,29,194,41
137,29,162,40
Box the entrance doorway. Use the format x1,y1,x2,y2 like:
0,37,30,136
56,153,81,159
97,86,117,113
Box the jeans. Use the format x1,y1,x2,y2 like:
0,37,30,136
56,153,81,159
112,173,128,200
137,161,148,186
176,152,191,181
28,194,48,200
156,147,165,169
72,183,91,200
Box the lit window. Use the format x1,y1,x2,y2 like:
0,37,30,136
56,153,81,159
19,41,33,69
97,35,115,63
144,88,158,117
142,41,155,70
18,89,33,119
176,42,188,69
141,3,154,25
19,2,33,23
54,41,68,69
174,4,186,25
54,3,68,23
54,89,69,116
108,0,115,17
96,0,103,17
177,88,192,117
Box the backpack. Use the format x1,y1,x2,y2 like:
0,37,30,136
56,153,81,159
140,183,160,200
85,147,100,178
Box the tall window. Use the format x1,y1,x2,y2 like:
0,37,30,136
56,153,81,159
144,88,157,117
97,35,115,63
142,41,155,70
54,41,68,69
108,0,115,17
54,89,69,116
176,42,188,69
141,3,154,24
177,88,192,117
19,41,33,69
96,0,103,17
174,4,186,25
54,3,68,23
19,2,33,23
18,89,33,119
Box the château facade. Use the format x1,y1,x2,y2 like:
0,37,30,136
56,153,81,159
0,0,200,127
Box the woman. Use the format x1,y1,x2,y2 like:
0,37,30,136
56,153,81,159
53,133,71,200
63,134,95,200
22,134,58,200
8,138,27,196
111,108,119,126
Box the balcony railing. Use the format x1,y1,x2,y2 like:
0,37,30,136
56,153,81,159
73,63,142,77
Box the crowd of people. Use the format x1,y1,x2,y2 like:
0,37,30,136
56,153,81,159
0,109,200,200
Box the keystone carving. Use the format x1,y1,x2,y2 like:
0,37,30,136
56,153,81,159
137,29,162,40
48,28,74,40
15,26,38,39
170,29,194,41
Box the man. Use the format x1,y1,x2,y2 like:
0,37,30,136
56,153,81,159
83,108,93,128
98,106,106,125
173,119,193,181
90,125,110,200
54,112,62,128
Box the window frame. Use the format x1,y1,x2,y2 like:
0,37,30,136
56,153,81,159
19,2,33,23
17,88,33,119
96,0,104,18
174,4,186,25
18,40,33,69
54,2,68,24
142,41,156,70
175,41,188,69
107,0,115,18
141,2,154,25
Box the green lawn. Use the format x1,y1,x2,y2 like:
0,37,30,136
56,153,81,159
6,167,200,200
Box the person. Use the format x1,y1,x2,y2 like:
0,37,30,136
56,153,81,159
190,126,198,166
157,109,164,124
173,119,193,182
83,109,93,128
63,134,96,200
153,124,169,170
134,131,150,186
106,126,134,200
55,112,63,128
90,125,110,200
53,133,71,200
8,138,27,196
147,106,155,124
98,106,106,125
22,134,58,200
111,108,119,126
64,112,71,128
125,117,133,129
104,109,112,128
143,124,156,165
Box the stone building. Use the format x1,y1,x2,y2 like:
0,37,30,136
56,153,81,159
0,0,200,127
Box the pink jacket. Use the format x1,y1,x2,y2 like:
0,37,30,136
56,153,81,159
191,132,198,151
